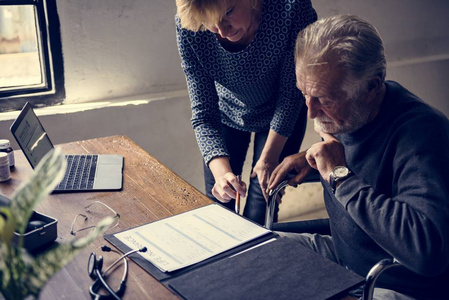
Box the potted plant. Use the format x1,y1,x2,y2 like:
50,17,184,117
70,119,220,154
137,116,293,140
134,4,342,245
0,148,114,300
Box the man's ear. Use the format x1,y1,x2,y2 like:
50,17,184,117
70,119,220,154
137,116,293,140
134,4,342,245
366,76,382,101
367,76,381,92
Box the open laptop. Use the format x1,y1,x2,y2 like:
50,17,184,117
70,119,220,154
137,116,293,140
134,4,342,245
10,102,124,192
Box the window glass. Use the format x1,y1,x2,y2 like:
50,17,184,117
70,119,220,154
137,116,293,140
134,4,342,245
0,5,44,89
0,0,64,112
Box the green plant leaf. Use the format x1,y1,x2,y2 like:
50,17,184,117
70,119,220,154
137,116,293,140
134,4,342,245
10,148,66,235
1,246,26,299
0,243,9,293
0,208,15,246
22,216,114,296
1,148,67,299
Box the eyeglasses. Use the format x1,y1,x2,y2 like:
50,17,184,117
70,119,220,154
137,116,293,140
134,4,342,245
70,201,120,236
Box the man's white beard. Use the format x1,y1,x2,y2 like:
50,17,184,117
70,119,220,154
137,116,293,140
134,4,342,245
314,100,373,134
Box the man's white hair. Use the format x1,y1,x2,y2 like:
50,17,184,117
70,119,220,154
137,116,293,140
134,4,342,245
295,15,386,100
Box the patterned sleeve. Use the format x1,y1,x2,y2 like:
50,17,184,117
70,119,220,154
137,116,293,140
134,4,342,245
176,17,229,165
269,0,317,137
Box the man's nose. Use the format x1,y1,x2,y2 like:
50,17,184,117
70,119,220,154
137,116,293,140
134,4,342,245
305,96,321,119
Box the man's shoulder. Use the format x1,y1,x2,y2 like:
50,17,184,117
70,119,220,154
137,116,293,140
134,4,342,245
385,81,446,119
385,81,449,140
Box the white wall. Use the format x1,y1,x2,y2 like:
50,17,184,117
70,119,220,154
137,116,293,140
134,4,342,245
1,0,448,193
57,0,186,103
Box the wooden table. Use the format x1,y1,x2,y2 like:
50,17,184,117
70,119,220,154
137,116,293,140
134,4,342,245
0,135,212,299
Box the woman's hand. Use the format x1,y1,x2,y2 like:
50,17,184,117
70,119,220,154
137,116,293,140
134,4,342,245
212,172,246,203
208,157,246,203
251,158,277,201
254,130,288,200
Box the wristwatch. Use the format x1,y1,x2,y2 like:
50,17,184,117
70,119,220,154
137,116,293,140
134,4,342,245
329,166,352,193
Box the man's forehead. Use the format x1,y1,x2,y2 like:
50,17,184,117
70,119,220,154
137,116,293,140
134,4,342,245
297,68,347,98
297,72,330,92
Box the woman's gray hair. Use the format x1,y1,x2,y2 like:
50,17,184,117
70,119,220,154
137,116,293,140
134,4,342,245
295,15,386,99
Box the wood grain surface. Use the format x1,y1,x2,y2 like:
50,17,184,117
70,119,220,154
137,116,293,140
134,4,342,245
0,135,211,300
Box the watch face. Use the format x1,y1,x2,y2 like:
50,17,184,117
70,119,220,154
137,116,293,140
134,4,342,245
334,166,349,178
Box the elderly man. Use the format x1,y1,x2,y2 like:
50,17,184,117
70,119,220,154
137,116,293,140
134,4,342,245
268,15,449,299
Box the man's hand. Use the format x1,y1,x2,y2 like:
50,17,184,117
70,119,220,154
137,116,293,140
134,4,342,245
268,151,313,190
305,131,346,183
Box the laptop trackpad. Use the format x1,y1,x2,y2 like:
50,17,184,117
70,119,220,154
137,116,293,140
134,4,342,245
93,155,124,190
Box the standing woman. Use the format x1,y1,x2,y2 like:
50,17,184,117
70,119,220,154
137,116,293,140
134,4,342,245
175,0,317,225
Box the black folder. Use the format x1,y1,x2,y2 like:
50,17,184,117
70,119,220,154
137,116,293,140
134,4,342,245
105,210,364,299
168,238,364,300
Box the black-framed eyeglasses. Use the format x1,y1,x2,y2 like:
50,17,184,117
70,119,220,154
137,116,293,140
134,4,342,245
70,201,120,236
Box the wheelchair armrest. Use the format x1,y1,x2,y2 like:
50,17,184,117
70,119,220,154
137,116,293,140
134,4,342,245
265,179,289,230
362,258,402,300
264,170,321,230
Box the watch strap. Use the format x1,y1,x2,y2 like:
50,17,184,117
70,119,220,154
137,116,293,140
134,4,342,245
330,167,352,193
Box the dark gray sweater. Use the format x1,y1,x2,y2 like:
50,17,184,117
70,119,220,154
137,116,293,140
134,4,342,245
326,81,449,299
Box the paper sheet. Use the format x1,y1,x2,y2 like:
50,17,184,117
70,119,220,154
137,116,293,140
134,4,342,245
113,204,271,272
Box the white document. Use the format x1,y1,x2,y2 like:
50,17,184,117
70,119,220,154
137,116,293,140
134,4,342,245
113,204,271,272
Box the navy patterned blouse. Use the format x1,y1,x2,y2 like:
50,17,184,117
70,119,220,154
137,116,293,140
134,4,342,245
176,0,317,164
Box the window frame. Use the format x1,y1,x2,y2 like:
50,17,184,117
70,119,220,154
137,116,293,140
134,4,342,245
0,0,64,112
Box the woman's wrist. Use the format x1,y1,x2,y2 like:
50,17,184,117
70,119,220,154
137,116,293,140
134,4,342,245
208,156,232,180
260,130,288,163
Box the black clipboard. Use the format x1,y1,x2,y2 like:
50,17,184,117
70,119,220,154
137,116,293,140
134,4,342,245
105,227,277,282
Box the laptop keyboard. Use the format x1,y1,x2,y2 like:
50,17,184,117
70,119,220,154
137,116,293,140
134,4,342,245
55,155,98,190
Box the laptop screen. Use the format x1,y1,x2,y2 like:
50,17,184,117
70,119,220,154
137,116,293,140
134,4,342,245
10,103,54,169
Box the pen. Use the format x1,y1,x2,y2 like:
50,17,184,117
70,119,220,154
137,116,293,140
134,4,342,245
235,175,241,214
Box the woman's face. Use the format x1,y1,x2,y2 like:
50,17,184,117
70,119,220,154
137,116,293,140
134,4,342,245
206,0,256,43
